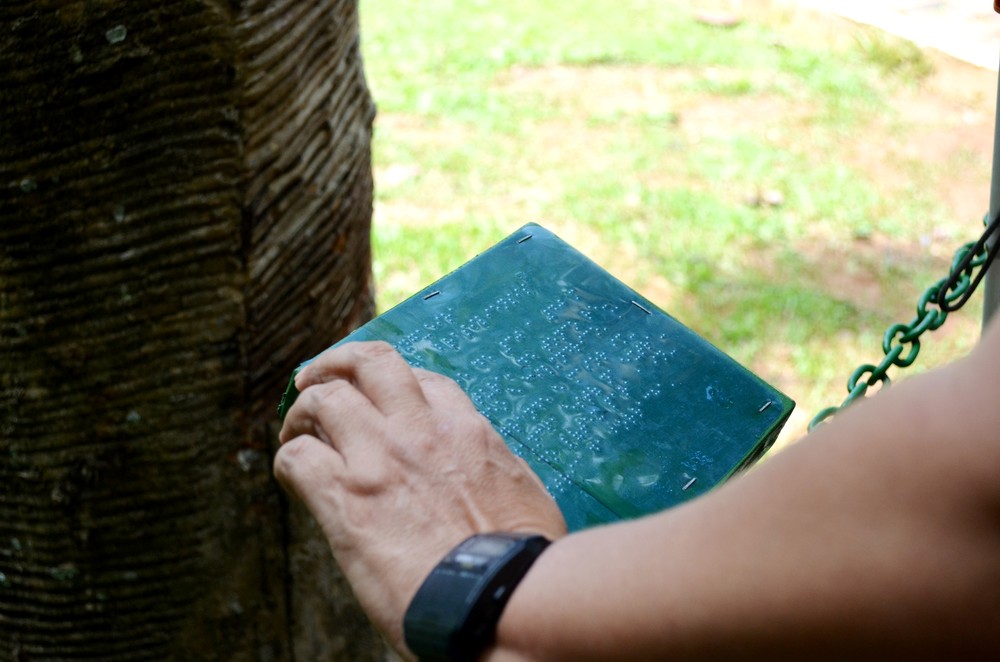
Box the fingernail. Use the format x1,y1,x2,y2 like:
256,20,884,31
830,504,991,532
293,367,308,390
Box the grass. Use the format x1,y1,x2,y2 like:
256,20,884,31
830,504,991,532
853,26,935,81
359,0,993,447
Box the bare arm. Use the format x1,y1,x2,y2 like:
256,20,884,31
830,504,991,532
492,320,1000,660
275,320,1000,660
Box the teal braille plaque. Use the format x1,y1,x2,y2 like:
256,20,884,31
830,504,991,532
279,224,794,531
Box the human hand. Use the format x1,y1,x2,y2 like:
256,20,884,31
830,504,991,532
274,341,567,657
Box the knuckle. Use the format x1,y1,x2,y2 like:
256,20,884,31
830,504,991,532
272,449,291,481
297,387,329,415
388,413,438,458
414,367,446,381
302,380,350,407
273,437,308,481
471,414,503,445
420,370,461,392
354,340,397,360
285,382,352,432
300,349,337,381
406,431,438,458
346,467,389,496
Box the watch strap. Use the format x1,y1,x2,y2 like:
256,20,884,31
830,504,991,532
404,532,551,662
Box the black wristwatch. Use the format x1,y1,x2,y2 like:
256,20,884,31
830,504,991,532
403,532,551,662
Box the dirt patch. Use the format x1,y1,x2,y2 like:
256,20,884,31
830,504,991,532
495,63,810,142
376,51,995,307
850,64,993,225
498,64,689,116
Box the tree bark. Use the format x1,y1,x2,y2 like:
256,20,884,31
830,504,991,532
0,1,382,659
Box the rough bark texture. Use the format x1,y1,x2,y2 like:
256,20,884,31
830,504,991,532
0,1,382,659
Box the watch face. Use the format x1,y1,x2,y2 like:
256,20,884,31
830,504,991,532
462,536,515,557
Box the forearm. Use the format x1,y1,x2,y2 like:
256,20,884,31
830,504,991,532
276,329,1000,660
489,352,1000,660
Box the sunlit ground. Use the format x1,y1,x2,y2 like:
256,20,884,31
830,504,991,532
360,0,994,450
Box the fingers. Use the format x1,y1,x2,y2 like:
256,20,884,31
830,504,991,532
280,379,381,456
413,368,480,413
282,345,490,465
273,434,346,505
296,342,427,416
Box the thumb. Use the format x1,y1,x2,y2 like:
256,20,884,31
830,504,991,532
273,434,345,505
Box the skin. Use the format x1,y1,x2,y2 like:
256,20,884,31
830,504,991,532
275,318,1000,660
275,342,567,654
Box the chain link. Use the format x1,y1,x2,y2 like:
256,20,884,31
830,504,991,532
809,213,1000,430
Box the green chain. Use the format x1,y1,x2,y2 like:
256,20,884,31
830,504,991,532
809,214,996,430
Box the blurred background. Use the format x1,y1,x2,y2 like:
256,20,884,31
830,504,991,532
359,0,999,449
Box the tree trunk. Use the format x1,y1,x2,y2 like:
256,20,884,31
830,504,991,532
0,1,382,659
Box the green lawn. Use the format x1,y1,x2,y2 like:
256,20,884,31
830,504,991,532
358,0,992,446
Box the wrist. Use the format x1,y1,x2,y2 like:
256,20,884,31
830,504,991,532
485,534,571,662
403,532,551,662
